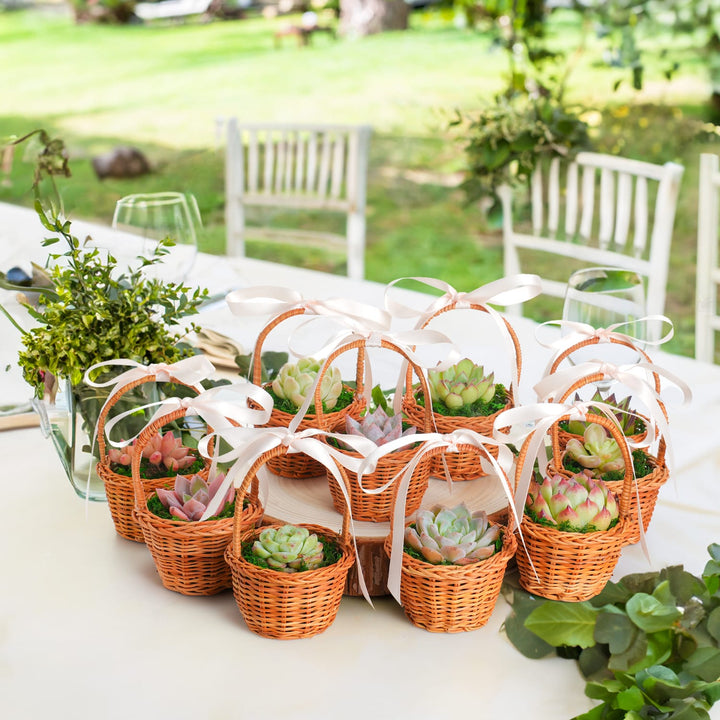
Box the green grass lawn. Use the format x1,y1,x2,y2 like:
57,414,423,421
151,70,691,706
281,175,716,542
1,5,718,358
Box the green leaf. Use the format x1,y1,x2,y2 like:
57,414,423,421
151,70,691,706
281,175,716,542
571,703,606,720
708,544,720,563
663,566,709,605
579,645,612,680
525,600,599,648
502,592,556,659
617,685,644,711
623,571,663,596
595,611,637,654
609,631,648,672
626,587,682,632
707,607,720,643
684,647,720,683
591,581,632,607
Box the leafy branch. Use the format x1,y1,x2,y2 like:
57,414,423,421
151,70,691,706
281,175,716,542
503,544,720,719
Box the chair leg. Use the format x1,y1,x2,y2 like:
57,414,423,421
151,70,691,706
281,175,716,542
347,212,366,281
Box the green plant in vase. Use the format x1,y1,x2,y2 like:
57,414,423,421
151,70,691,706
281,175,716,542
269,357,351,415
425,358,507,418
404,502,502,565
244,524,341,573
0,130,208,500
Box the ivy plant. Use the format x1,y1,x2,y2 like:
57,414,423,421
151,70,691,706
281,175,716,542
503,544,720,719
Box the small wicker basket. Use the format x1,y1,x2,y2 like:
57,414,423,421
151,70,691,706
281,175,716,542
383,442,516,633
131,406,263,596
251,306,366,479
514,405,635,602
96,374,206,543
400,301,522,482
317,337,434,523
550,367,669,546
225,444,355,639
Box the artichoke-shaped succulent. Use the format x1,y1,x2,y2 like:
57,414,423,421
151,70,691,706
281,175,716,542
566,391,640,437
428,358,495,410
565,423,625,475
155,471,233,521
345,406,416,446
250,525,325,573
271,357,343,411
108,430,196,472
404,503,500,565
526,470,619,532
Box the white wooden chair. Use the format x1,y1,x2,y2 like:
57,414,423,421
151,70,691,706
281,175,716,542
696,153,720,363
498,152,684,336
223,119,372,280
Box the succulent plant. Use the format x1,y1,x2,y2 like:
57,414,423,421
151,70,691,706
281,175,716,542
564,423,625,475
155,471,234,521
271,357,343,411
345,406,416,446
525,470,619,532
404,502,500,565
428,358,496,411
250,525,325,573
108,430,197,473
566,391,641,437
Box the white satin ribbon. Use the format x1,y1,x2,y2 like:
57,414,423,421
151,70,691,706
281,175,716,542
349,428,519,605
536,316,675,373
196,425,378,604
226,285,391,330
384,275,541,401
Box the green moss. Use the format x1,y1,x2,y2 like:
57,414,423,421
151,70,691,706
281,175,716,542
241,534,342,572
110,455,205,479
416,383,508,418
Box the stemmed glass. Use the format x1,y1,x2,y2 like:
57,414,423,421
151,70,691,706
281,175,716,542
562,266,647,392
111,192,200,283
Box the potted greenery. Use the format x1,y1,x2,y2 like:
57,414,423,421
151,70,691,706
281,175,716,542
0,130,208,500
384,501,516,633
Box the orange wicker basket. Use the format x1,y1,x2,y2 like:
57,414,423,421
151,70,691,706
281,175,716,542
383,443,517,633
514,403,635,602
131,406,264,596
251,306,366,479
316,338,434,522
225,444,355,639
401,301,522,482
96,374,206,543
549,364,669,546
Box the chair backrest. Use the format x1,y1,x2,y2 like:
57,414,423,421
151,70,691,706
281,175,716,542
498,151,684,335
223,118,372,280
696,153,720,363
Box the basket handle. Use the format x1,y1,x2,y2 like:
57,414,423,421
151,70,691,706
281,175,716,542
313,338,434,431
96,374,200,459
402,302,522,408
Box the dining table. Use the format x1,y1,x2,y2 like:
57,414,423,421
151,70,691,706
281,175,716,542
1,201,720,720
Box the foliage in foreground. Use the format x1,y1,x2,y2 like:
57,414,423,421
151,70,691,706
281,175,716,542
503,544,720,719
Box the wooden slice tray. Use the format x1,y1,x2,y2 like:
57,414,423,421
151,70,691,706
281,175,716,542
262,470,510,597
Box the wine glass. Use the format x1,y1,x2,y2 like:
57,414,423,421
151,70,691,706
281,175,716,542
562,266,647,392
111,192,200,283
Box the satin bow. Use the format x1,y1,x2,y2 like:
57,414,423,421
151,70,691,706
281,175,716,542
196,425,379,604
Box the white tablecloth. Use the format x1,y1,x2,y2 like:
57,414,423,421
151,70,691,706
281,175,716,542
1,202,719,719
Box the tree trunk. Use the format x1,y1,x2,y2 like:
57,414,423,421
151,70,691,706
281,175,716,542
339,0,409,37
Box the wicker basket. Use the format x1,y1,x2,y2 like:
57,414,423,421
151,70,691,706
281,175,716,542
318,338,434,522
225,444,355,639
384,443,517,632
131,406,264,595
96,374,206,543
251,306,366,479
549,368,669,546
401,301,521,482
515,407,635,602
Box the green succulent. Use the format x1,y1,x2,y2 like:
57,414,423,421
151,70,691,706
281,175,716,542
428,358,496,411
271,357,342,411
565,391,643,437
249,525,325,573
564,423,625,476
